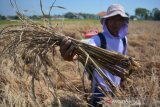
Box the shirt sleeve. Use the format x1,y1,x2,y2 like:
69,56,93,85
88,35,101,47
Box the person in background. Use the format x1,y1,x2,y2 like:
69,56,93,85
59,4,129,107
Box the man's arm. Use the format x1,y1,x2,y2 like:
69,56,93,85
59,35,100,61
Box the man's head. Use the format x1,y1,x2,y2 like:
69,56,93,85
101,4,129,36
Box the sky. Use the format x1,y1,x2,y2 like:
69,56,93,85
0,0,160,16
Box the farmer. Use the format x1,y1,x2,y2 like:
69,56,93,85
59,4,129,107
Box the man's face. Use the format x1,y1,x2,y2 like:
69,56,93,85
106,15,126,36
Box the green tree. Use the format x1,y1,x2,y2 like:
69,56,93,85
152,8,160,20
64,12,76,19
0,14,6,20
30,15,41,20
135,8,150,20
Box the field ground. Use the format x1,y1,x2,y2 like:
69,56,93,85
0,19,160,107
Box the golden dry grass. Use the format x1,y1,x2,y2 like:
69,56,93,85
0,20,160,107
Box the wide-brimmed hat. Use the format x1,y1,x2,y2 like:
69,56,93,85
101,4,129,20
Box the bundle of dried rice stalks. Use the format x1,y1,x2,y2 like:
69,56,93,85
0,12,140,99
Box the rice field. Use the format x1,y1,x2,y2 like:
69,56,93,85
0,19,160,107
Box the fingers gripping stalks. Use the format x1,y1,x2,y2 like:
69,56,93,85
60,37,76,61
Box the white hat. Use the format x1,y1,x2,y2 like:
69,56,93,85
101,4,129,19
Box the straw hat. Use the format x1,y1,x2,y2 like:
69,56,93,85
101,4,129,20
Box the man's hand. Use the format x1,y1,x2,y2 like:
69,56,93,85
60,37,76,61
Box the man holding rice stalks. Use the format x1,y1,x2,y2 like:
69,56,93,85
60,4,129,107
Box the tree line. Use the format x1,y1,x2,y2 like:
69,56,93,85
134,8,160,20
0,7,160,20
